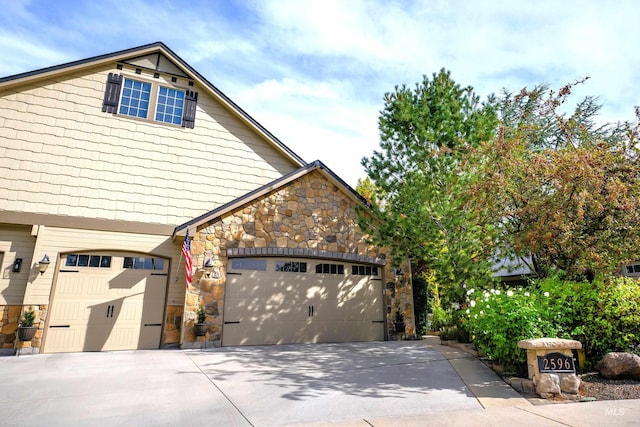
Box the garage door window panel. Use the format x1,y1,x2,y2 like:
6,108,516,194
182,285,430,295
315,263,344,274
275,261,307,272
351,265,379,276
65,254,112,268
122,256,164,270
231,258,267,271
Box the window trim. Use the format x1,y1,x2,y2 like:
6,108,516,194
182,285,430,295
102,71,197,128
154,85,186,125
119,78,152,119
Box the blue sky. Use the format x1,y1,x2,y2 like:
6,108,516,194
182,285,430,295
2,0,639,186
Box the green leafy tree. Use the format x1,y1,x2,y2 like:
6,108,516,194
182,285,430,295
355,176,383,206
359,69,498,303
470,82,640,279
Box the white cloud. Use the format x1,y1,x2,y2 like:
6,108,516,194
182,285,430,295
1,0,639,186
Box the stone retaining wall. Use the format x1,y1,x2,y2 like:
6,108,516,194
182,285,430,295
179,170,415,345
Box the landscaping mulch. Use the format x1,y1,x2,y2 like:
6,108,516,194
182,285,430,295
579,373,640,400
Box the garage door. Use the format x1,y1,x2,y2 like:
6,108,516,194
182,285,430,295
44,252,168,353
222,257,385,346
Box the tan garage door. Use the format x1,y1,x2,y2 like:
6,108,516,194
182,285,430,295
222,258,385,346
43,252,168,353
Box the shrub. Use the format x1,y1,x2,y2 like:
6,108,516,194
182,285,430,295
464,285,566,373
439,325,458,341
431,305,451,331
464,276,640,372
555,277,640,365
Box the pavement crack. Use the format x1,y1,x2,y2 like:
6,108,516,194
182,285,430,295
515,406,573,426
186,352,255,427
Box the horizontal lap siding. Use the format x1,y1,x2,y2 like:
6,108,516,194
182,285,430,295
0,66,297,227
23,226,186,306
0,224,35,304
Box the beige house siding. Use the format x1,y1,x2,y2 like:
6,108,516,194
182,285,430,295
0,64,298,226
0,224,36,305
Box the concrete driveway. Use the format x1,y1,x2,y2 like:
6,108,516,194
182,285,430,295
0,341,485,426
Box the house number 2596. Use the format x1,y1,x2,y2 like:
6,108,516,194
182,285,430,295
537,352,575,373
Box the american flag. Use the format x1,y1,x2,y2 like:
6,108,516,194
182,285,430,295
182,229,192,288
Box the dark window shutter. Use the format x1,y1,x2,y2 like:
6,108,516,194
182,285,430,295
102,73,123,113
182,91,198,129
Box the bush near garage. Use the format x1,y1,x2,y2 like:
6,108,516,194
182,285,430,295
463,276,640,374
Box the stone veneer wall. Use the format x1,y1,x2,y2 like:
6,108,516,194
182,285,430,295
163,305,183,347
179,170,415,346
0,305,47,352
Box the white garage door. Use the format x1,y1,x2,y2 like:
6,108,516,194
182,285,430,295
222,257,385,346
44,252,168,353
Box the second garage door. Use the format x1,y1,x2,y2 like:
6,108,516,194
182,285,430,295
43,252,168,353
222,257,385,346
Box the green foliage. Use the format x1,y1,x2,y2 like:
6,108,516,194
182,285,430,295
470,82,640,279
431,306,449,331
549,277,640,364
439,326,459,341
464,277,640,372
360,69,499,304
411,274,430,335
355,176,383,207
196,305,206,324
20,308,36,327
464,286,554,373
425,272,450,330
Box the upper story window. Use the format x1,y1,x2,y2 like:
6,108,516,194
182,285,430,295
155,86,185,125
102,72,198,129
119,79,151,118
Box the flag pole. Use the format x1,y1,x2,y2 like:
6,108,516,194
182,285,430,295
174,250,183,283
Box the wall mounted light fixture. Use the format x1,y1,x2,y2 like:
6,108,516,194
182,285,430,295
37,255,50,275
203,258,214,277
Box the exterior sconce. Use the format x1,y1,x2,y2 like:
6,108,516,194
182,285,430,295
393,267,403,277
38,255,50,275
203,258,214,277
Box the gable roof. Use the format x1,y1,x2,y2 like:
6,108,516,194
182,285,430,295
0,41,305,167
173,160,370,239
